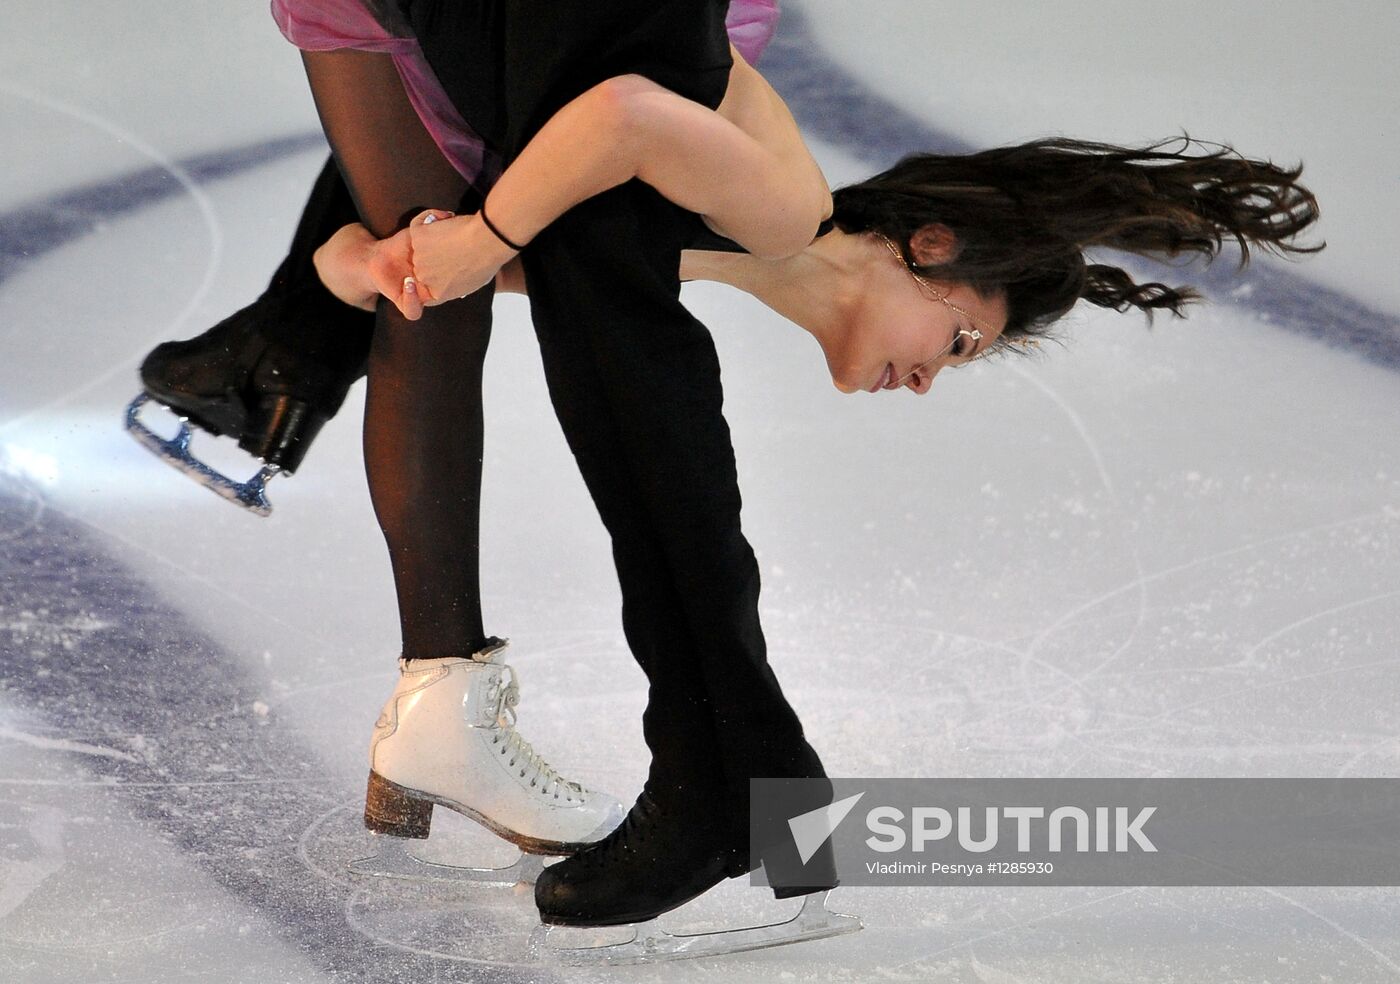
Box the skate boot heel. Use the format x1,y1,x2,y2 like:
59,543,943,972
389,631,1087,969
242,395,329,473
363,770,433,839
761,825,839,901
771,879,839,900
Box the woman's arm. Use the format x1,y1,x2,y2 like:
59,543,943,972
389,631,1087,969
488,52,830,258
402,48,831,308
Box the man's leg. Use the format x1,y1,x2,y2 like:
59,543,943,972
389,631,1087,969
138,157,374,472
522,183,828,870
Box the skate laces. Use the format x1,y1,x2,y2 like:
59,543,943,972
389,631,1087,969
486,665,586,803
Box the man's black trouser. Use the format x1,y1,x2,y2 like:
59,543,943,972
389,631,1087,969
406,0,831,867
520,184,826,870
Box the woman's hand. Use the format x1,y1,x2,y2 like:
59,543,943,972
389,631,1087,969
314,212,519,322
396,210,519,315
313,221,424,317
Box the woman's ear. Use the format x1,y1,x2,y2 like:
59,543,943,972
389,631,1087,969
909,223,959,266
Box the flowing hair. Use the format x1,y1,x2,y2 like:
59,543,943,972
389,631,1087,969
829,136,1323,348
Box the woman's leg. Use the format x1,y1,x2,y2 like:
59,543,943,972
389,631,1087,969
297,49,624,852
523,185,833,919
301,49,492,658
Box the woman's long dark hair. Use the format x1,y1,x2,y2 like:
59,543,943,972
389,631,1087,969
829,136,1323,346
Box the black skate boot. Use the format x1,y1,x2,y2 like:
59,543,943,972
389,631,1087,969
136,283,373,472
531,773,855,964
128,282,373,514
534,777,839,927
127,157,373,514
533,785,734,928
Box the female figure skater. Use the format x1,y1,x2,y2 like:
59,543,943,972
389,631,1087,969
191,0,1320,935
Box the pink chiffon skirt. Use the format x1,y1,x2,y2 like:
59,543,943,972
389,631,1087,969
271,0,781,189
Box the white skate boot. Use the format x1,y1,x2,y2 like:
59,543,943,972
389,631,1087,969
349,638,625,886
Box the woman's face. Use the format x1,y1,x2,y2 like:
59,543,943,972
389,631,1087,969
823,259,1008,395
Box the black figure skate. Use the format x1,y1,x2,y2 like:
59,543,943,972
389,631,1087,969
126,158,372,515
530,777,860,965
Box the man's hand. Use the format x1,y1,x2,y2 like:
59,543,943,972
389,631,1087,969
312,223,382,312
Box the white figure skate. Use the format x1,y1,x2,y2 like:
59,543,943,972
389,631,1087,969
349,639,625,886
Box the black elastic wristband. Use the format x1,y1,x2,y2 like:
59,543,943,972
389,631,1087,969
479,204,525,252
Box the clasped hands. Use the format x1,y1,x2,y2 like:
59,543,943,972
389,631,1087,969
313,209,519,320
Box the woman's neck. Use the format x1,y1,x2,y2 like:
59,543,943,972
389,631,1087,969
680,228,876,352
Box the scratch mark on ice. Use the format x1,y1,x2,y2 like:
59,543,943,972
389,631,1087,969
0,726,142,764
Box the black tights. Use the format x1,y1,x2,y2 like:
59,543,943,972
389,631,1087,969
302,49,491,659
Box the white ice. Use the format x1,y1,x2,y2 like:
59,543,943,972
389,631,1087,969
2,1,1399,982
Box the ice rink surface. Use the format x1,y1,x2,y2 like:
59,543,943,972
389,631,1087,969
3,2,1399,981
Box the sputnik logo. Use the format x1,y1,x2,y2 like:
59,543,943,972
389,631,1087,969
788,792,866,864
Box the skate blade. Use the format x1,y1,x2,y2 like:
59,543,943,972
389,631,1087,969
348,833,546,887
125,394,278,517
528,890,862,966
